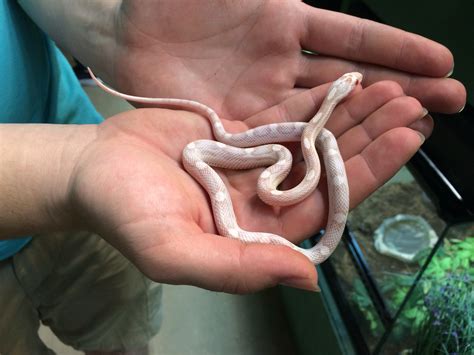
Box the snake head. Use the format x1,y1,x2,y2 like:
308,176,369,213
327,72,363,102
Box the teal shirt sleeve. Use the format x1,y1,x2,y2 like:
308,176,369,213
0,0,104,260
0,238,32,261
44,41,104,125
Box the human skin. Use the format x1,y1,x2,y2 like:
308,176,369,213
19,0,466,119
1,3,462,355
0,82,430,292
6,0,462,290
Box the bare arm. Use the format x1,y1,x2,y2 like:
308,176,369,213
0,123,96,238
0,82,430,292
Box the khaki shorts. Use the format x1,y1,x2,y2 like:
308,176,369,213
0,231,162,354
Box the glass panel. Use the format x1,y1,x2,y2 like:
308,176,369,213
381,231,474,354
346,167,446,316
330,242,384,352
444,222,474,244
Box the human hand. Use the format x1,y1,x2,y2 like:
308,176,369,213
66,80,429,293
112,0,465,119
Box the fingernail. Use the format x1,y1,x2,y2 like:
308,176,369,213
420,107,429,118
418,131,426,144
458,104,465,113
445,64,454,78
280,278,320,292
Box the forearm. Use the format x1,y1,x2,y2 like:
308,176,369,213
0,123,97,238
18,0,121,83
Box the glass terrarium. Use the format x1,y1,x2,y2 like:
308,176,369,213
320,163,474,354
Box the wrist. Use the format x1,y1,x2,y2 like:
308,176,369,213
50,125,99,233
0,124,98,237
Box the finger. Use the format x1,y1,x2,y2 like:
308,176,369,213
346,127,424,207
143,228,318,293
336,96,426,161
298,5,453,77
326,80,406,135
408,114,434,139
295,54,466,113
260,81,407,163
280,127,423,241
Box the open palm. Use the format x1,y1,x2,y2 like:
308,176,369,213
68,81,428,293
113,0,465,120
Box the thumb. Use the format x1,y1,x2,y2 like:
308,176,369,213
144,232,319,294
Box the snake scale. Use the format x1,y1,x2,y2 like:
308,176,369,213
88,68,362,264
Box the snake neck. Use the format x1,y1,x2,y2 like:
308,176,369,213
305,98,339,141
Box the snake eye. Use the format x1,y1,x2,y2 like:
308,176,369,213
343,72,363,86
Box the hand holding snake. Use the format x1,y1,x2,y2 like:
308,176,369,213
16,0,458,292
90,70,362,264
71,73,429,292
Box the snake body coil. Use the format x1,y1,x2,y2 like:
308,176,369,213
89,68,362,264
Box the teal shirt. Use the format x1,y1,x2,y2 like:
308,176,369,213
0,0,104,260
